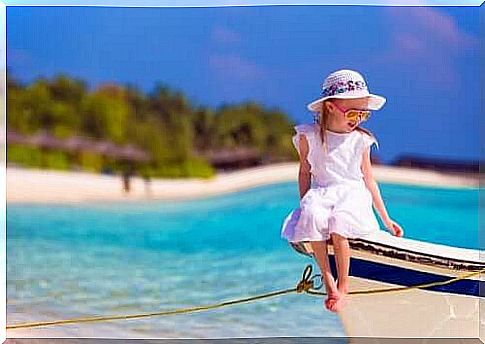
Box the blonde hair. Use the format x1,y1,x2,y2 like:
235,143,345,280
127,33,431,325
315,100,376,155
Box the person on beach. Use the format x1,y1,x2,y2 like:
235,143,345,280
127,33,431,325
281,69,404,313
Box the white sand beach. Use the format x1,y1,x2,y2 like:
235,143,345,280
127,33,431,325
6,163,480,204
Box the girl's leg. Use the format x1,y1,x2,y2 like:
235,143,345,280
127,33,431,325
329,233,350,311
329,236,340,281
309,240,339,311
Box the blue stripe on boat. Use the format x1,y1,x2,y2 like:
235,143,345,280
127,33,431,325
326,255,483,297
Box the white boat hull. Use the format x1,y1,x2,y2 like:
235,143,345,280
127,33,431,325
339,256,480,338
291,231,483,339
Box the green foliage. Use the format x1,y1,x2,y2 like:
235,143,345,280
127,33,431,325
151,163,185,178
129,118,175,162
191,106,216,150
49,74,87,104
182,157,215,178
43,150,70,170
7,145,70,170
214,102,266,149
79,151,104,173
7,73,297,178
81,89,130,144
151,157,214,179
7,145,43,167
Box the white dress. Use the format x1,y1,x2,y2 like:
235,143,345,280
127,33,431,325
281,123,381,242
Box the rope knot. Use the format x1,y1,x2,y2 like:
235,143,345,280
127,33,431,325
296,265,322,293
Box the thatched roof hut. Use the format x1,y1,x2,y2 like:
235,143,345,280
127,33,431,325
117,144,151,162
7,130,152,163
62,136,95,152
198,147,261,170
27,130,65,149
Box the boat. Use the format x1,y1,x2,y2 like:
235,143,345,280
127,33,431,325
290,230,484,339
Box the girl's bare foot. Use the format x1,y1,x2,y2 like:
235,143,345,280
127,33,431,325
329,282,350,312
330,290,349,312
323,276,340,311
325,288,340,311
325,289,341,312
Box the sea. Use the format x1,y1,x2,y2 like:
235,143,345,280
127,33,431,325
6,181,479,339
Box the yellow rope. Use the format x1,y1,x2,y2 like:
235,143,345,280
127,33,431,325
7,264,484,330
306,265,485,296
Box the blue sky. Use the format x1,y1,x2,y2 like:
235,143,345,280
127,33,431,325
6,5,481,163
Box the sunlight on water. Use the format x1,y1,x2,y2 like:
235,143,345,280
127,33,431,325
7,182,478,338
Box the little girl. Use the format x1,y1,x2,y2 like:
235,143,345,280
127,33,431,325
281,69,404,313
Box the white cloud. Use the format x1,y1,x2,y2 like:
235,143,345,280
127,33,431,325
208,53,266,81
211,25,241,45
374,7,479,88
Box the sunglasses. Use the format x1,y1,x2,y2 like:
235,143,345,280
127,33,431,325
332,102,372,122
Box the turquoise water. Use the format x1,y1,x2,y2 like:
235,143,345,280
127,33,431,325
7,182,479,338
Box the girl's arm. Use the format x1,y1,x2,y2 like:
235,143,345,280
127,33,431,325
297,135,312,200
361,147,392,227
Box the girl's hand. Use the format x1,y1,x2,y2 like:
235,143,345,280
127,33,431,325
384,219,404,237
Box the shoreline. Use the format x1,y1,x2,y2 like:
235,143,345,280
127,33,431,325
6,163,481,339
6,163,480,204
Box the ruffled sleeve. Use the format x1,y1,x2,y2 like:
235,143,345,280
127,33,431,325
362,132,379,150
291,124,316,156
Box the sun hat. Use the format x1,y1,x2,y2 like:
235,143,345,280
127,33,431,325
307,69,386,112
